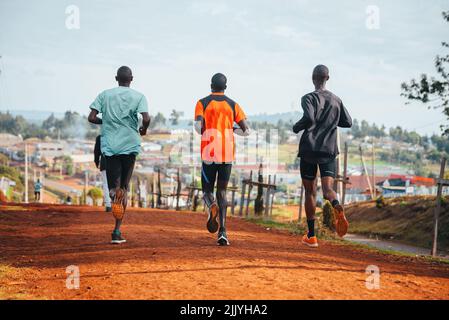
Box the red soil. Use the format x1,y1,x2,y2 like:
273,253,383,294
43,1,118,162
0,203,448,300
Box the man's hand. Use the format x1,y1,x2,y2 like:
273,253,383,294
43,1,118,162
139,126,147,136
88,109,102,125
140,112,150,136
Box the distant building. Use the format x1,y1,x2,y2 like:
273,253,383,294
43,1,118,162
35,142,66,161
141,142,162,152
378,174,435,195
0,133,23,147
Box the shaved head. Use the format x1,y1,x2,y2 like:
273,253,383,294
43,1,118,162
312,64,329,85
211,73,227,91
116,66,133,84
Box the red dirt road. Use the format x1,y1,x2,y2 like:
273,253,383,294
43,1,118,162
1,203,449,300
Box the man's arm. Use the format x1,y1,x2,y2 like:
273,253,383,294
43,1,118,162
292,96,314,134
194,115,203,135
88,109,102,125
233,119,250,136
139,112,151,136
94,136,101,168
338,103,352,128
292,116,310,134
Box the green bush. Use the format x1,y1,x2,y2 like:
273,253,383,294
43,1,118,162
376,195,386,208
0,165,24,192
322,200,335,231
87,187,103,204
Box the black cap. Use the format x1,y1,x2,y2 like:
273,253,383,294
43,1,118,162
211,73,227,91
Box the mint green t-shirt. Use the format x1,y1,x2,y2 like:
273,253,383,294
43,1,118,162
90,86,148,156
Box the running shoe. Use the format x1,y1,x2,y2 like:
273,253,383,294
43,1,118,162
334,204,349,237
111,230,127,244
217,228,230,246
301,234,318,248
206,202,219,233
112,188,125,220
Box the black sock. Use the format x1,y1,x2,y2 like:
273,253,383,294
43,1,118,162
307,219,315,238
331,199,340,208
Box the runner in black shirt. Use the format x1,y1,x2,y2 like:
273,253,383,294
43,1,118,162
293,65,352,247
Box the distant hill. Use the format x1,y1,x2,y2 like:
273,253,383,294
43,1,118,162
4,109,303,126
2,109,65,124
248,111,302,124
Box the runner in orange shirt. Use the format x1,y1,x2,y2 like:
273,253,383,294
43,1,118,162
194,73,250,246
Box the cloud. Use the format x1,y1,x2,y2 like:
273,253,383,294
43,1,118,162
268,25,320,48
190,1,229,16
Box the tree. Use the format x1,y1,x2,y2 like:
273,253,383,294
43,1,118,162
401,11,449,135
169,109,184,126
150,112,167,129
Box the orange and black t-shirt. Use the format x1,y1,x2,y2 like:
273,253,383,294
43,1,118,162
194,92,246,163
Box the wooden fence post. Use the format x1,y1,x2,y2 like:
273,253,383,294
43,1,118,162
264,175,271,217
239,179,246,216
432,158,447,257
157,168,162,208
255,165,264,216
245,170,253,217
231,177,236,216
150,174,155,208
270,174,276,216
176,168,181,211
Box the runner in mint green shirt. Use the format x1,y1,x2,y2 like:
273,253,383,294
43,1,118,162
90,86,148,156
88,66,151,244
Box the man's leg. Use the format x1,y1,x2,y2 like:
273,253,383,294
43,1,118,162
105,155,124,237
303,179,318,236
300,158,319,247
319,159,349,237
118,154,136,211
101,170,112,211
216,163,232,246
201,162,219,233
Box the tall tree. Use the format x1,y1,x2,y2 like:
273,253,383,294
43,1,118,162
401,11,449,135
169,109,184,126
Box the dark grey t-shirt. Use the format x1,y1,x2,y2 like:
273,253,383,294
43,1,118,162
293,89,352,164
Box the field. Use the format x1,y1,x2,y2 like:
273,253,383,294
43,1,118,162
1,203,449,300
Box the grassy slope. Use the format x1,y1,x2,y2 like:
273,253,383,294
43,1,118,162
246,216,449,265
346,196,449,252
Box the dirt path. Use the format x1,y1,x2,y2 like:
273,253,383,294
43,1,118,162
1,203,449,300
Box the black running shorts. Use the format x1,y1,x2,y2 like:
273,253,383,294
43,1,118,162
201,162,232,192
300,158,336,180
105,154,136,191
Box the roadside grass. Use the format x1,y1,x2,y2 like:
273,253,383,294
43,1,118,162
346,196,449,252
245,216,449,265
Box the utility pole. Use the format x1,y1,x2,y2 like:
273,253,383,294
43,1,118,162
84,170,89,205
359,145,374,199
24,143,29,203
334,129,341,195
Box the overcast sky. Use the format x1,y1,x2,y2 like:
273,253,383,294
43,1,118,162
0,0,447,135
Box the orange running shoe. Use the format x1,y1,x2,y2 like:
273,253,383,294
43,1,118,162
334,204,349,237
206,202,219,233
302,234,318,248
112,188,125,220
